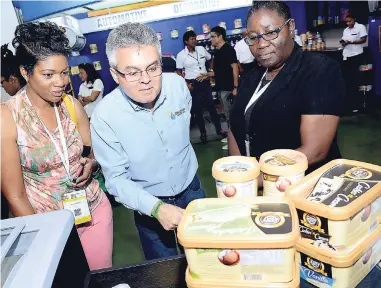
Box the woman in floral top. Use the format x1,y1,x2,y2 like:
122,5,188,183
1,22,113,270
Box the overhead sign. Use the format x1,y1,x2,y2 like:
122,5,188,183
78,0,252,34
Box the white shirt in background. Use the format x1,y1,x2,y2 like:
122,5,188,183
342,22,367,60
234,38,255,64
176,46,211,80
79,78,104,118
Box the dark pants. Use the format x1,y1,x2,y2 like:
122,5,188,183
134,175,206,260
343,53,364,111
1,193,9,220
188,80,221,135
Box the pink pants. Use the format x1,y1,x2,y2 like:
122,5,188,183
77,194,113,270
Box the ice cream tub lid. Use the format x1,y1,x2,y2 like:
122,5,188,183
212,156,260,183
286,159,381,220
177,197,299,249
259,150,308,177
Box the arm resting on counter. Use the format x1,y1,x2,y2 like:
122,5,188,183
297,114,340,165
227,129,241,156
90,114,160,216
1,105,35,216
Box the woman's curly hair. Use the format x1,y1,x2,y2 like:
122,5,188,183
12,21,71,74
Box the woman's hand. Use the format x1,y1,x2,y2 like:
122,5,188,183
72,157,94,188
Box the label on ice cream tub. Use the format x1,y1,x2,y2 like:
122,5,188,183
300,253,334,287
298,195,381,250
216,162,255,172
186,247,294,282
263,172,305,196
216,180,258,198
306,163,381,207
299,234,381,288
185,203,293,237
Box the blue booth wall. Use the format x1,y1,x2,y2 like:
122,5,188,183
368,17,381,98
69,2,307,96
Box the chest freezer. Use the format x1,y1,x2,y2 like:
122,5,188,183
1,210,89,288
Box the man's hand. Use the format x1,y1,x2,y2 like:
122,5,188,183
195,73,209,82
187,83,194,92
157,203,184,231
232,88,237,96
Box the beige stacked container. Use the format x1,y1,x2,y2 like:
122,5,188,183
285,159,381,288
177,197,300,288
260,149,308,197
212,156,260,198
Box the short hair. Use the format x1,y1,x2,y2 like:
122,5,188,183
183,30,197,44
246,1,292,24
78,63,101,85
346,13,356,20
12,22,71,74
106,22,161,68
211,26,227,41
1,44,25,86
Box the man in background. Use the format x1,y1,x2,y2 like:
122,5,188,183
206,26,239,149
176,30,227,143
340,13,367,113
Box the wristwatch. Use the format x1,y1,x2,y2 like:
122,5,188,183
234,86,238,89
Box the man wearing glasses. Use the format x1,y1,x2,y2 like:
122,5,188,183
90,23,205,260
228,1,345,182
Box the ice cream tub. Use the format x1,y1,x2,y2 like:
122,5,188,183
185,256,300,287
259,150,308,197
212,156,260,198
177,197,300,283
285,159,381,250
297,225,381,288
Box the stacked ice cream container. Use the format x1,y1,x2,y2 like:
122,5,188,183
178,151,381,288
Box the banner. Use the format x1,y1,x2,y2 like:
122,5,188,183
78,0,252,34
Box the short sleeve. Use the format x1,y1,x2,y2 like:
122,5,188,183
93,79,104,92
78,83,85,96
228,47,238,65
301,59,345,116
176,51,184,69
359,24,367,38
234,42,242,63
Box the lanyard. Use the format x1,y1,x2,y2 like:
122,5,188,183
244,70,271,157
245,69,271,114
24,91,71,177
187,49,202,70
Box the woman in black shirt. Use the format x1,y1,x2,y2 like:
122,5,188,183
228,1,345,176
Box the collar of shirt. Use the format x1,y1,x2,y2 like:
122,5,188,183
118,86,167,113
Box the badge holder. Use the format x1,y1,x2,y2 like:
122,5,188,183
63,190,92,225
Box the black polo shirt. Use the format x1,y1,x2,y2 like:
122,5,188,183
213,43,238,91
230,45,345,173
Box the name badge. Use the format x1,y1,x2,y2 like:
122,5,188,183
63,190,92,225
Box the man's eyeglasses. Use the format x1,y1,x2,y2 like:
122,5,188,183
114,63,163,82
244,18,292,46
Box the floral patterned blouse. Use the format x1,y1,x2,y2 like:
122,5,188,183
4,90,103,213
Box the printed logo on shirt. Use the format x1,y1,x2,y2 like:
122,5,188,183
168,108,185,120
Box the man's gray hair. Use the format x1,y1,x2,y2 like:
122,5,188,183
106,22,162,68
